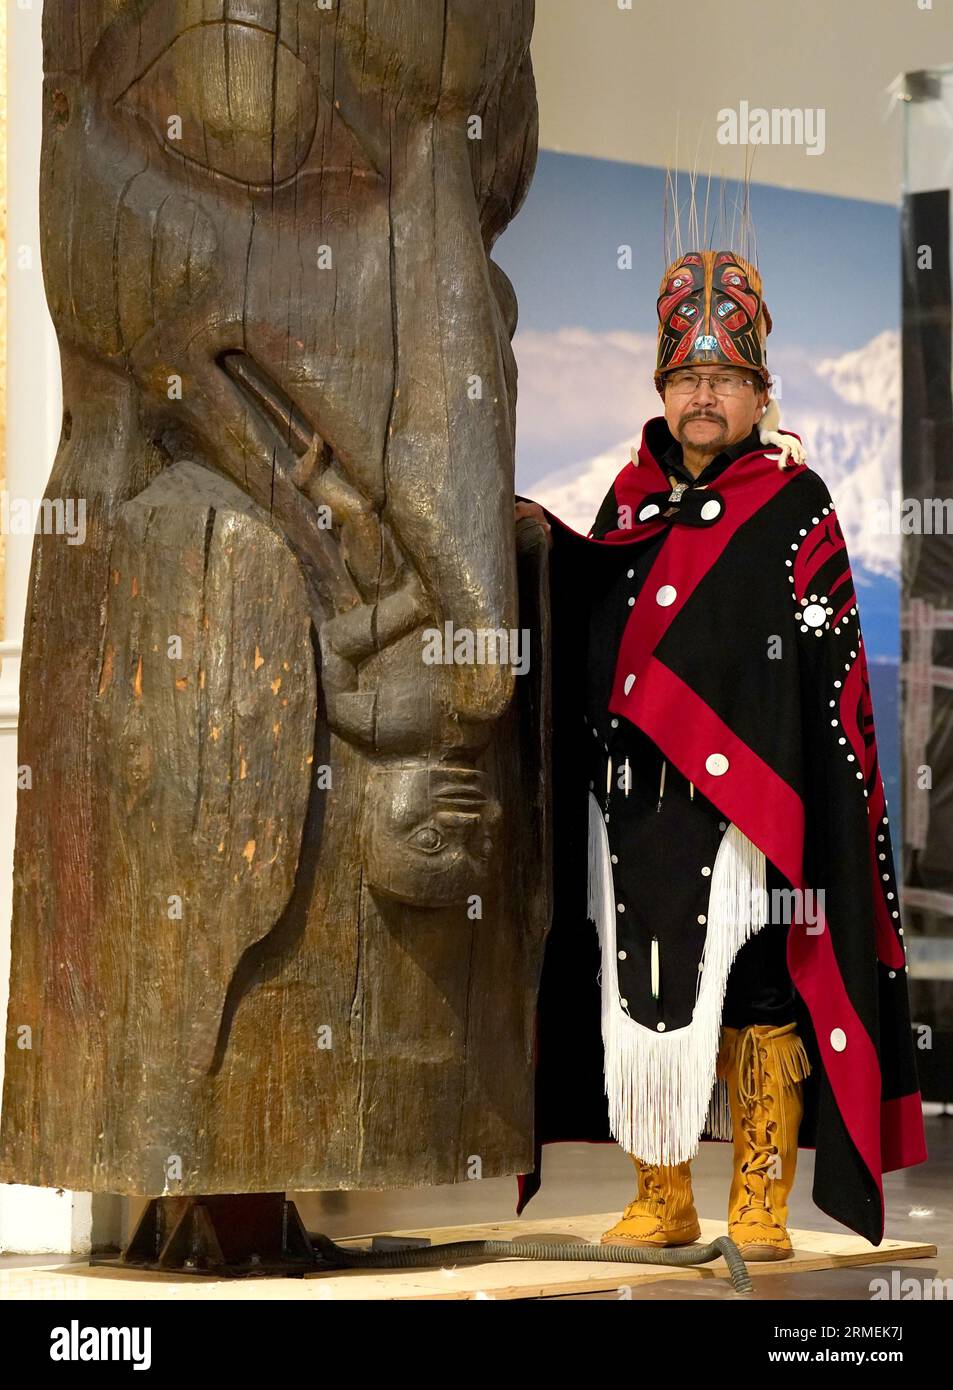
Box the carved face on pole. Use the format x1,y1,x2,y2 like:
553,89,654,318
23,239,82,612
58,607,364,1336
361,764,503,906
1,1,547,1196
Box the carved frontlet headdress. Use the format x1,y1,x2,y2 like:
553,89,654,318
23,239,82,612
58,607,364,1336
654,248,773,391
646,148,806,469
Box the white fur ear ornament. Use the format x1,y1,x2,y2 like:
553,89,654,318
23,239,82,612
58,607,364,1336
759,396,807,470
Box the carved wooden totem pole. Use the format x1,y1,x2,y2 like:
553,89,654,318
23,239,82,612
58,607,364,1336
1,0,547,1220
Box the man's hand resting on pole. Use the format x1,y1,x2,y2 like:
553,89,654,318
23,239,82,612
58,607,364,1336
514,500,553,548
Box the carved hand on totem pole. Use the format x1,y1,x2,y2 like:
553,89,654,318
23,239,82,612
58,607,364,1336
0,1,548,1196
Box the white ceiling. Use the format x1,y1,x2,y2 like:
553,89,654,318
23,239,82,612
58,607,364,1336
532,0,953,205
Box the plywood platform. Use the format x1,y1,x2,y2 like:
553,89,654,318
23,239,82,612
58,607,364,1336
0,1213,936,1301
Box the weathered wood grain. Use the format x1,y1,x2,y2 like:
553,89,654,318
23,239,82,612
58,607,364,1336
0,0,546,1195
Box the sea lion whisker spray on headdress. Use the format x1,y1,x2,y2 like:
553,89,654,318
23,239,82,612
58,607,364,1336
655,161,806,470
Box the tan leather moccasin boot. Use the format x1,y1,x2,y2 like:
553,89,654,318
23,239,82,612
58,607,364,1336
718,1020,811,1261
601,1154,701,1247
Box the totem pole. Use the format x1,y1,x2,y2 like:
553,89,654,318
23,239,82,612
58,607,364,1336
1,0,547,1246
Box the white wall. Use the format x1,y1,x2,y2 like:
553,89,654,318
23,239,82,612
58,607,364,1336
533,0,953,205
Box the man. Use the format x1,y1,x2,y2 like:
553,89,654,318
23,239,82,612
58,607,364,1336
514,249,926,1259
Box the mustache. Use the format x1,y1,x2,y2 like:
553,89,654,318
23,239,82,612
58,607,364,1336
684,413,726,423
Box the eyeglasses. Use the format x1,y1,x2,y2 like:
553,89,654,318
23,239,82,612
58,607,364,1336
664,371,755,398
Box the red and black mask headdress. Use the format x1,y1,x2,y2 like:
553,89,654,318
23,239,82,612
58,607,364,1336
654,249,773,392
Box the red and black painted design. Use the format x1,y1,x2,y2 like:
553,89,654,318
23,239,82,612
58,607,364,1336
656,253,707,373
654,249,773,387
516,416,927,1244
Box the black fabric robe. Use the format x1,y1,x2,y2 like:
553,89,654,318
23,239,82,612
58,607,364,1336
515,416,927,1245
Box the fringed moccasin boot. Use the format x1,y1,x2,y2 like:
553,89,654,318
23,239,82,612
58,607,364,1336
717,1021,811,1260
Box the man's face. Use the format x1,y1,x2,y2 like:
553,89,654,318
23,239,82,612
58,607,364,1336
662,367,767,454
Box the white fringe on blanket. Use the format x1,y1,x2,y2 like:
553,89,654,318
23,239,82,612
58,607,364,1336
587,791,766,1163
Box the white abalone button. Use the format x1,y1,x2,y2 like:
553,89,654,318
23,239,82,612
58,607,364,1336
700,498,722,521
803,603,827,628
830,1028,847,1052
623,673,636,695
639,503,660,522
656,584,677,607
705,753,729,776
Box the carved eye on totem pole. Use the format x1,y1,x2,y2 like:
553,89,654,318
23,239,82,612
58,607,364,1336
118,24,323,187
